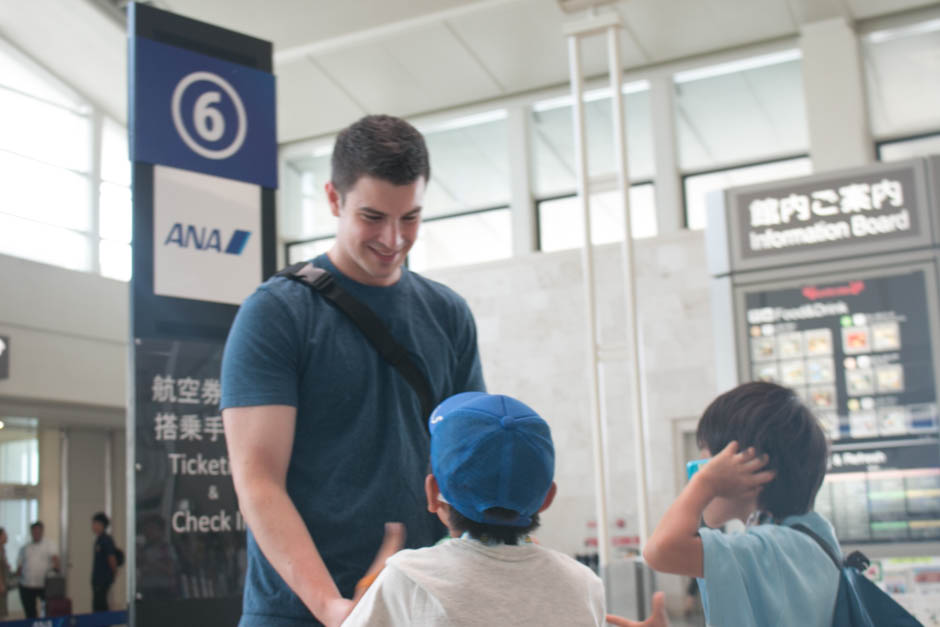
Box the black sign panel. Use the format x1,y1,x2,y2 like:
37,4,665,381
744,269,940,543
0,335,8,380
745,270,937,441
134,338,243,621
817,440,940,543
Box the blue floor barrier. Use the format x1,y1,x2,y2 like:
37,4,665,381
0,611,128,627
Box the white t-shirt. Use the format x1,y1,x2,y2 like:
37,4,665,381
342,538,606,627
17,540,57,588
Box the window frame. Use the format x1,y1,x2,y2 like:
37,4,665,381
875,131,940,161
680,152,810,229
283,202,512,268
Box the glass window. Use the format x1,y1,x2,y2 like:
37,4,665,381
675,51,808,171
878,133,940,162
0,42,85,111
420,111,510,218
288,154,335,241
538,184,656,253
99,182,131,243
683,156,812,231
864,22,940,139
408,209,512,272
0,213,91,271
101,117,131,186
99,239,132,282
0,151,91,232
0,88,91,173
98,118,133,281
0,42,98,274
531,82,653,197
0,418,39,485
287,238,335,265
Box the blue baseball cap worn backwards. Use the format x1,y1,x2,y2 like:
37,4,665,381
429,392,555,528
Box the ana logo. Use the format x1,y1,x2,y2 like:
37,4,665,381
164,223,251,255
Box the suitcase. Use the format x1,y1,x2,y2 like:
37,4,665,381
45,597,72,617
44,573,66,599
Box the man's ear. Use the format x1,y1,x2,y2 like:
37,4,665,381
425,474,441,514
538,482,558,513
325,181,342,217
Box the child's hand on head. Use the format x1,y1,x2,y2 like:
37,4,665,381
697,441,775,499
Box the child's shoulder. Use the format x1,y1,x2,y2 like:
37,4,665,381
387,539,600,584
700,512,838,560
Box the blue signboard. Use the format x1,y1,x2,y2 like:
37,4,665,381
131,36,277,188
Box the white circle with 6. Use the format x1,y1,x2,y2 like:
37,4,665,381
171,71,247,160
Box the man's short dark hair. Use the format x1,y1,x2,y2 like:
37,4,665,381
696,381,829,520
331,114,430,198
30,521,43,530
447,507,540,545
93,512,110,528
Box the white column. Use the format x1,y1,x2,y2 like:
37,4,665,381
800,18,874,172
649,74,684,233
507,105,537,255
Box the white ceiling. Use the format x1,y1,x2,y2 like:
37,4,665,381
0,0,938,143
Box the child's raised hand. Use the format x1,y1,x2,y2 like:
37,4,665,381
352,522,406,602
606,591,669,627
696,441,774,499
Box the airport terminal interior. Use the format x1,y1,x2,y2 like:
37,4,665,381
2,0,940,624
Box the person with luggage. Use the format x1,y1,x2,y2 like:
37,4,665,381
16,521,59,619
221,114,486,627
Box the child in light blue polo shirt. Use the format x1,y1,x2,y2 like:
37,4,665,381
642,382,839,627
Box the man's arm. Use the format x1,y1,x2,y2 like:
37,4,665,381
225,405,354,627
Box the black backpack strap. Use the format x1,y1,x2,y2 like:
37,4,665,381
277,263,436,424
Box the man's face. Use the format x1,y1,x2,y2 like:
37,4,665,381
326,175,424,286
30,526,42,543
92,521,104,536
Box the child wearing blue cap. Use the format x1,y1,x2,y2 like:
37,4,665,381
341,391,608,626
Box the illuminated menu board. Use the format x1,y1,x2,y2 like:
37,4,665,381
744,269,940,542
745,270,937,441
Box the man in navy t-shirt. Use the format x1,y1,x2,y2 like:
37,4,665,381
91,512,117,612
221,115,486,627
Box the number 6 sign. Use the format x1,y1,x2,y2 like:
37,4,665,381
171,71,247,160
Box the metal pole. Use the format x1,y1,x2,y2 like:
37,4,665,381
59,429,69,578
568,33,612,570
606,24,652,546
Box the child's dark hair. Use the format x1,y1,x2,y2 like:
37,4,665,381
93,512,110,528
447,507,540,545
696,381,829,520
331,115,430,198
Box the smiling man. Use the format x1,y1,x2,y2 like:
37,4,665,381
221,115,486,627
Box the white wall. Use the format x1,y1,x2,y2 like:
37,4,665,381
0,253,128,614
0,254,128,416
426,230,718,611
1,233,719,613
426,231,717,550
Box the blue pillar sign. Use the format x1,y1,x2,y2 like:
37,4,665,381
131,36,277,188
128,4,277,626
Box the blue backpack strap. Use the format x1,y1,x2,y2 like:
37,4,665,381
791,523,923,627
790,523,844,569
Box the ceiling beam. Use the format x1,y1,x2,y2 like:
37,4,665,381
274,0,528,65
